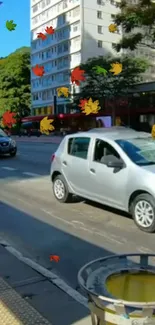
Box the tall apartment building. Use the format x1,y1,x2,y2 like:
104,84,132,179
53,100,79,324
30,0,122,115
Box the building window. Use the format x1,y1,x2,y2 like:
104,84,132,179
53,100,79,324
73,21,80,32
98,25,102,34
97,0,102,4
72,6,80,17
111,14,116,19
42,0,46,8
97,11,102,19
32,4,38,13
98,40,102,48
63,0,68,9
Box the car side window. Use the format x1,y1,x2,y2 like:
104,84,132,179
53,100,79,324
94,139,120,163
68,137,90,159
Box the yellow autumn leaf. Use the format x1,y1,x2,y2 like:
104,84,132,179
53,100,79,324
108,23,118,33
57,87,69,97
82,98,101,115
109,62,122,75
151,125,155,139
40,117,55,135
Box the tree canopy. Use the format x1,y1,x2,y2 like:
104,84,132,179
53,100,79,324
113,0,155,51
0,46,31,117
76,55,148,104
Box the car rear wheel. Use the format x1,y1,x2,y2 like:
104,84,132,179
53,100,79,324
53,174,72,203
131,193,155,233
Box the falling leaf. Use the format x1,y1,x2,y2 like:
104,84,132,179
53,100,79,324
109,62,122,75
78,98,88,110
108,23,118,33
92,66,107,76
32,64,45,77
45,26,55,34
2,111,17,128
81,98,101,115
40,117,55,135
37,32,47,40
6,20,17,31
50,255,60,262
151,125,155,139
71,67,86,86
57,87,69,97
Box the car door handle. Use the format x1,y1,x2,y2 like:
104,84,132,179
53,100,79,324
63,161,67,166
90,168,95,173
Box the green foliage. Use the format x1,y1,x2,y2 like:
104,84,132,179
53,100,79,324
113,0,155,51
0,47,31,117
75,55,148,103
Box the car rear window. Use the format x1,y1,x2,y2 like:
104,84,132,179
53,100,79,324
68,137,90,159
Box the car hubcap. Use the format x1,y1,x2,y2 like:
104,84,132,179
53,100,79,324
135,200,154,228
54,179,65,200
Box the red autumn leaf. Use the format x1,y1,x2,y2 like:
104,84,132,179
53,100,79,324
45,26,55,35
2,111,16,128
37,32,47,40
32,64,45,77
71,67,86,86
78,99,88,110
49,255,60,262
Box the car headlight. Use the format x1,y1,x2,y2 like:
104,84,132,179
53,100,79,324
10,140,16,147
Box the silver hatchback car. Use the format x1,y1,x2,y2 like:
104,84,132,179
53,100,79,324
50,127,155,233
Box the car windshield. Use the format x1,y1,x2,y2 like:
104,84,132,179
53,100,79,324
116,137,155,166
0,129,7,137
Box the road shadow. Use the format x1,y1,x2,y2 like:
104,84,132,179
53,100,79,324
0,200,114,325
84,199,131,220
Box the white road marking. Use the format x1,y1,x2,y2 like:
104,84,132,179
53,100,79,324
0,240,88,308
22,172,41,177
1,167,17,171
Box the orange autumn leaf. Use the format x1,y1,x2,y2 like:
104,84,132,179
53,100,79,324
45,26,55,35
32,64,45,77
2,111,17,128
37,32,47,40
50,255,60,262
71,67,86,86
78,98,88,110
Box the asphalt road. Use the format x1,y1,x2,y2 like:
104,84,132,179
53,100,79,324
0,140,155,291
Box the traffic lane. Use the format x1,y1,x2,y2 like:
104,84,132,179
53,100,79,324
17,142,58,165
1,178,155,289
0,143,57,176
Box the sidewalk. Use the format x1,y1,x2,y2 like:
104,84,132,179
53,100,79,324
12,136,63,144
0,244,91,325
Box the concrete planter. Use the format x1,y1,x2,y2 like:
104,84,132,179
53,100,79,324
78,254,155,325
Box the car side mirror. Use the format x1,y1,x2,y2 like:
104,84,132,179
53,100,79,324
103,155,124,168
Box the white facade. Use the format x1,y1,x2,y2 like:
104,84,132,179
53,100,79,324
30,0,122,115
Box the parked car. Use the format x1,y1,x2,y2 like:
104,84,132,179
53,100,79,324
50,127,155,233
0,128,17,157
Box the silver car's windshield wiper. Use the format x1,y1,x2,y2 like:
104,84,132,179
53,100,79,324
138,161,155,166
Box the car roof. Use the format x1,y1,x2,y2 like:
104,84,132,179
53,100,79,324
65,127,151,141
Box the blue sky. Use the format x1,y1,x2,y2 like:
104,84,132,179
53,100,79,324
0,0,30,57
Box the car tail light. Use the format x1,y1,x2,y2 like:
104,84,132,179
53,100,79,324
51,154,55,162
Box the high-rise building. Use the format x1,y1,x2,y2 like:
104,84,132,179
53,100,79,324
30,0,122,115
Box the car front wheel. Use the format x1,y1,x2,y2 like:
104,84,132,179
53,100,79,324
131,193,155,233
53,174,72,203
10,150,17,157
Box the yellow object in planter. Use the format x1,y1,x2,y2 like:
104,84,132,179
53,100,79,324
106,271,155,302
